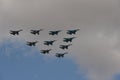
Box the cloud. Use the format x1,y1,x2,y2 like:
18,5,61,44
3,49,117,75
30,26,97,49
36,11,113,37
0,0,120,80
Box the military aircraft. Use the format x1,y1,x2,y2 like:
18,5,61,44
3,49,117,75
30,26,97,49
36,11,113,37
55,52,68,58
26,41,38,46
49,30,61,35
40,49,52,54
30,29,43,35
10,29,23,35
63,37,76,43
59,44,72,50
66,29,80,35
44,40,56,46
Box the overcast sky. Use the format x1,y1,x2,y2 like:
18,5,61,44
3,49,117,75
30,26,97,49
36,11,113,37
0,0,120,80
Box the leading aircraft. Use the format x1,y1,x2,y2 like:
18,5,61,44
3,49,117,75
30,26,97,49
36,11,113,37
44,40,56,46
59,44,72,50
30,29,43,35
26,41,38,46
40,49,52,54
10,29,23,35
49,30,61,36
66,29,80,35
55,52,68,58
63,37,76,43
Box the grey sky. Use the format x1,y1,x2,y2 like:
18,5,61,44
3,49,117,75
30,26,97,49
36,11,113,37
0,0,120,80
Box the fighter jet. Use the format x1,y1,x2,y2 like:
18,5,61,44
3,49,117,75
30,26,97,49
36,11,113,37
66,29,80,35
55,52,68,58
9,29,23,35
59,44,72,50
40,49,52,54
26,41,38,46
63,37,76,43
44,40,56,46
49,30,61,36
30,29,43,35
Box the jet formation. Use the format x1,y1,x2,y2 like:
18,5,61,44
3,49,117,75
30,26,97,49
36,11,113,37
9,28,80,58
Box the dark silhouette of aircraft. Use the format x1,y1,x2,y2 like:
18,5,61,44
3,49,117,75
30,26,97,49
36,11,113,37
26,41,38,46
30,29,43,35
66,29,80,35
49,30,61,35
40,49,52,54
63,37,76,42
59,44,72,50
55,52,68,58
10,29,23,35
44,40,56,46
